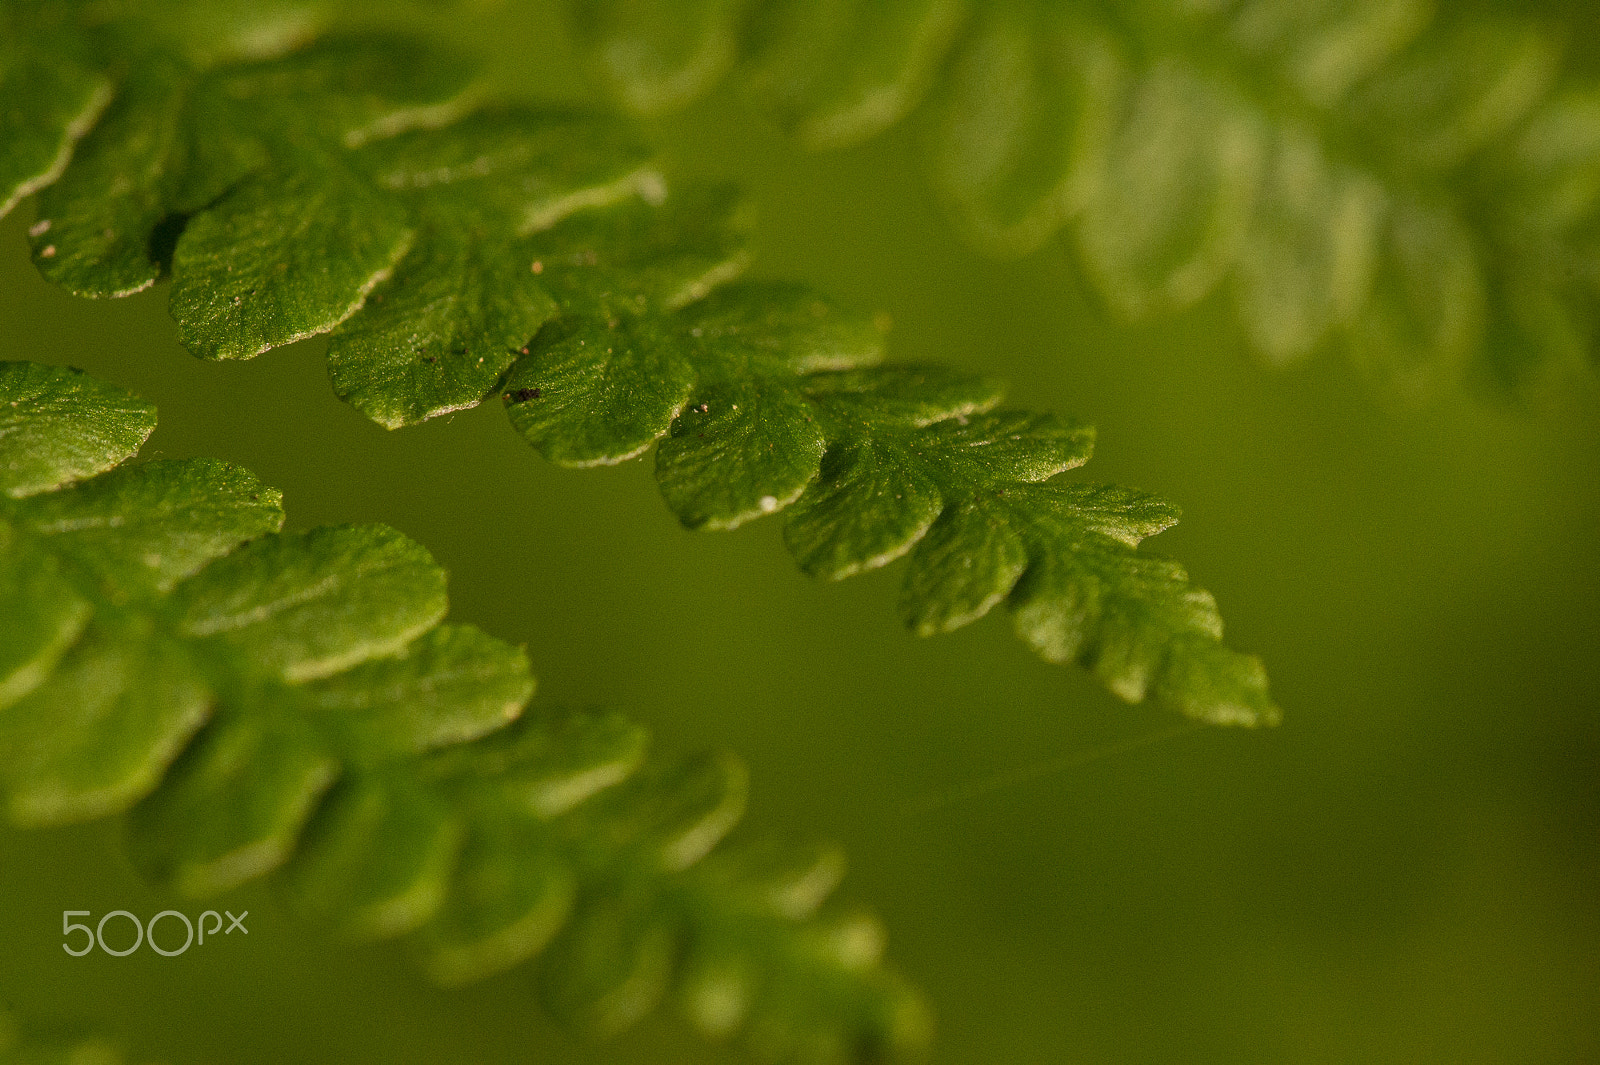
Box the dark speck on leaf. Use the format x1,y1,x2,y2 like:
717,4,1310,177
423,355,437,364
507,387,542,402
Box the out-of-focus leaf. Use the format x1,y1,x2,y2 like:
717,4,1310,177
575,0,1600,393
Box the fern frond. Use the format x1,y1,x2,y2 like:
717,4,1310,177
2,2,1276,724
3,1,744,425
570,0,1600,394
509,283,1279,726
0,361,928,1063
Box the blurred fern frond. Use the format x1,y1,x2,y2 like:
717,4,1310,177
571,0,1600,397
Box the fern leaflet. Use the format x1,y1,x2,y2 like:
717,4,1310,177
0,360,928,1063
1,0,1277,726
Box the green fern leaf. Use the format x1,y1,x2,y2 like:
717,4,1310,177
570,0,748,114
570,0,1600,394
0,361,158,498
6,7,743,422
0,361,928,1062
510,283,1278,726
3,3,1275,724
740,0,970,150
0,2,113,220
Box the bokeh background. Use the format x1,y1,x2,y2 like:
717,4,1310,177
2,3,1598,1062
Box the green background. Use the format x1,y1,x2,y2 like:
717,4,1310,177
2,4,1598,1062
